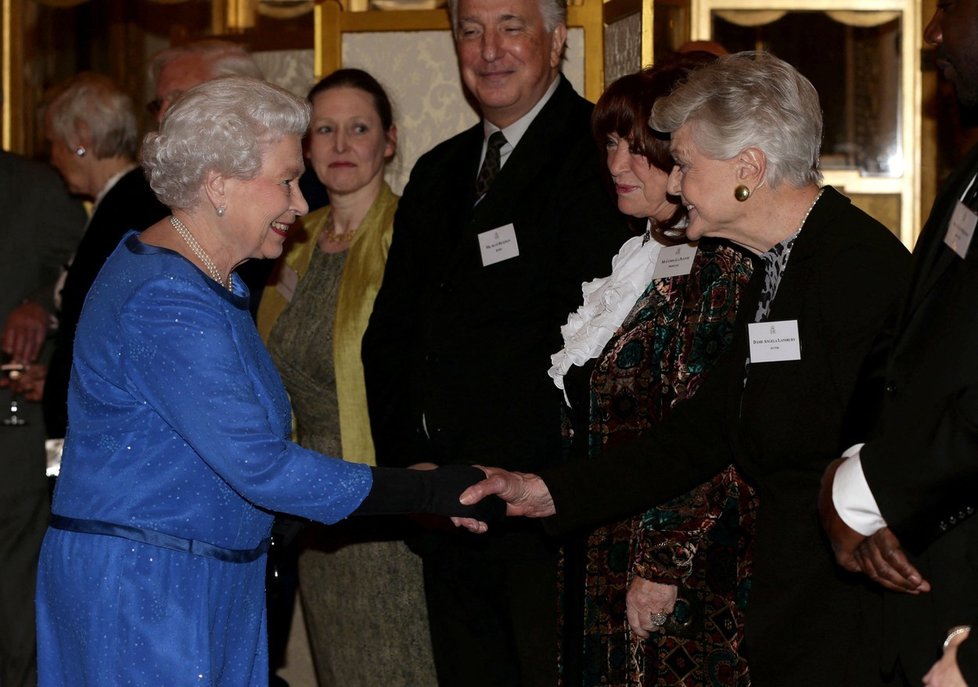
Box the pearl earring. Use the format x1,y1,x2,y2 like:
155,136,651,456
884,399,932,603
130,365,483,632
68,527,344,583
74,146,86,157
217,206,225,217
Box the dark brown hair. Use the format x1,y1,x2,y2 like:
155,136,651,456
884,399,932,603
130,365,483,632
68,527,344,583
592,53,717,240
307,68,394,132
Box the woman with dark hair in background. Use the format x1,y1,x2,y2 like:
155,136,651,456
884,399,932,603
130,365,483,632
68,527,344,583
258,68,438,686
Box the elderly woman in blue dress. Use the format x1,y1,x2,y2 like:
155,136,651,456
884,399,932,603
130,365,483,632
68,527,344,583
34,76,497,687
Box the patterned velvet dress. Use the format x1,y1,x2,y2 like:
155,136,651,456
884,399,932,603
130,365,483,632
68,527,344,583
562,237,757,687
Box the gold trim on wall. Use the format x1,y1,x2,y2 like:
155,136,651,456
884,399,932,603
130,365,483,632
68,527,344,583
2,0,25,152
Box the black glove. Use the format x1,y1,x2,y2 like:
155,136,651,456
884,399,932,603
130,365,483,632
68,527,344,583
353,465,506,524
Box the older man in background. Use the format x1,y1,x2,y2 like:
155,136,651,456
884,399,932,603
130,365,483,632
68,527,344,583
362,0,628,683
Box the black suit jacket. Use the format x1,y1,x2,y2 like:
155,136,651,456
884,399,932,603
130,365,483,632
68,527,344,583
0,151,86,498
44,167,168,437
363,76,628,472
858,144,978,682
541,187,911,686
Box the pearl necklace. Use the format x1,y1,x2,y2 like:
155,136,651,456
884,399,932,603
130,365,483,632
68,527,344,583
169,216,232,292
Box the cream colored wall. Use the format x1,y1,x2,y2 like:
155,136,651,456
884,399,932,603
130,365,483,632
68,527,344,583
340,28,585,193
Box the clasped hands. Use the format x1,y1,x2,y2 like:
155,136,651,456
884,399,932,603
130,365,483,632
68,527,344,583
818,457,930,595
411,465,557,533
404,463,553,533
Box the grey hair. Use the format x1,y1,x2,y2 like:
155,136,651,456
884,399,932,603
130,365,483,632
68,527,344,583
446,0,566,36
141,77,309,209
649,51,823,188
47,72,138,160
148,39,263,86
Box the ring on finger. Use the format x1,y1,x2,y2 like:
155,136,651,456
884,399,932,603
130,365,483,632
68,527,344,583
650,611,669,626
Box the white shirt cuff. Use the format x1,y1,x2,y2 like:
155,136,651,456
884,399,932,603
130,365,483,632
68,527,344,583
832,443,888,536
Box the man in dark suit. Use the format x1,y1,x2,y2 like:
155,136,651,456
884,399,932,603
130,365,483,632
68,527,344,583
820,1,978,684
361,0,627,682
0,149,86,687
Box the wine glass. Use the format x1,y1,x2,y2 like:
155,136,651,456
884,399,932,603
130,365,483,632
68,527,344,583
2,360,28,426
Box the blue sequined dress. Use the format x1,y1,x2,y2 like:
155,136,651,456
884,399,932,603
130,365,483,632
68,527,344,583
36,234,372,686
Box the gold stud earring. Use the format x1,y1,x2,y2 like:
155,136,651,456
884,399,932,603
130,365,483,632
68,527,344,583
734,185,750,202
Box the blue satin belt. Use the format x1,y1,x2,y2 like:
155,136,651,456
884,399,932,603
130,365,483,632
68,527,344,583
48,515,270,563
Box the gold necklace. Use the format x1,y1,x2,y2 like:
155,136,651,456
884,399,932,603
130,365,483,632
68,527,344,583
321,210,356,244
169,216,231,292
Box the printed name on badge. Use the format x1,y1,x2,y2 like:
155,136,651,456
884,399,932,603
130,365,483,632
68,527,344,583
748,320,801,363
652,243,697,279
479,224,520,266
944,201,978,260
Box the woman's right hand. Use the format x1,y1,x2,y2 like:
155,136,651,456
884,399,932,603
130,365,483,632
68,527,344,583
627,576,678,639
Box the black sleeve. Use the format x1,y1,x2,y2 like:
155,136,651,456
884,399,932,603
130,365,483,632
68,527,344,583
362,178,424,469
353,465,506,523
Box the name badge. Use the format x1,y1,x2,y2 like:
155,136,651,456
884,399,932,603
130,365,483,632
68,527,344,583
652,243,697,279
479,224,520,266
275,265,299,302
748,320,801,363
944,201,978,259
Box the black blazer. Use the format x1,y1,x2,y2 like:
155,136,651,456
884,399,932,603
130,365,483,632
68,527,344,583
541,187,911,686
44,167,168,437
0,151,86,499
363,76,629,471
858,144,978,682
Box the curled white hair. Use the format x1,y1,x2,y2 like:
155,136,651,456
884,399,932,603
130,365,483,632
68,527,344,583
649,51,823,188
47,72,138,160
141,77,309,210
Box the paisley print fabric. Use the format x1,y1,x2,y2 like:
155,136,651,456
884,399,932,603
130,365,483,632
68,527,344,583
564,239,758,687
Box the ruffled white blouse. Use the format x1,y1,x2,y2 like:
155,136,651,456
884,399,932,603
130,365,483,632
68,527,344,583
549,221,666,400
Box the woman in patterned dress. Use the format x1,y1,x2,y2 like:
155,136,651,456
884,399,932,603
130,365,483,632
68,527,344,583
552,55,758,686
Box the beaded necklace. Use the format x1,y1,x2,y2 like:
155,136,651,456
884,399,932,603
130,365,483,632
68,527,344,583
169,216,231,292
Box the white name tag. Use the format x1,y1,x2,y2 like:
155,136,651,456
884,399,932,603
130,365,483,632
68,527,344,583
479,224,520,266
652,243,697,279
748,320,801,363
275,265,299,303
944,201,978,259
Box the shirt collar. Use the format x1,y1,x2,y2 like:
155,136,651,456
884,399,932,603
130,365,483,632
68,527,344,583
482,74,561,152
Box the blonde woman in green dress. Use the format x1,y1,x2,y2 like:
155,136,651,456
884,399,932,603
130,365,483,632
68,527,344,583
258,69,436,686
